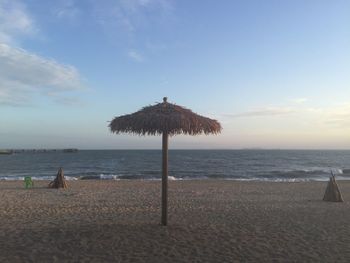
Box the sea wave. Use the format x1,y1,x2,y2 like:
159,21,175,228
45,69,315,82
0,168,349,182
0,176,79,181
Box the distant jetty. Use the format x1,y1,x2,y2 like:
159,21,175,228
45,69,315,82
63,148,78,153
0,149,78,154
0,150,13,155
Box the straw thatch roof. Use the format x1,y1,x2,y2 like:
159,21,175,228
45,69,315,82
109,97,222,136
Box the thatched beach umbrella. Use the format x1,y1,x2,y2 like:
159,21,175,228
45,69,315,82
109,97,221,225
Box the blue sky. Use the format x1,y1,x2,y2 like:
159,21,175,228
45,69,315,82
0,0,349,149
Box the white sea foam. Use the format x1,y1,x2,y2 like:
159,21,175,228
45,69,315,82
99,174,119,180
0,176,79,181
336,169,343,174
168,176,181,181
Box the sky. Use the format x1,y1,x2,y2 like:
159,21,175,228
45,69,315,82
0,0,349,149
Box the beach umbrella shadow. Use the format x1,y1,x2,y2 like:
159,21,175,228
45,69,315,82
109,97,222,225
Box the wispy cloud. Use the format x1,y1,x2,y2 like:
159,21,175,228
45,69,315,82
291,98,308,104
322,104,350,128
0,43,83,106
91,0,175,62
0,0,85,107
49,94,85,107
127,49,144,62
0,0,36,44
227,107,296,118
53,0,80,20
224,102,350,132
92,0,173,33
119,0,173,12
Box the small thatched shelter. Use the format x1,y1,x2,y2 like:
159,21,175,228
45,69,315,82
323,175,343,202
49,167,68,189
109,97,221,225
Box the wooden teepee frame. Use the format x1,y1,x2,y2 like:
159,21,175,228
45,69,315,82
323,173,343,202
49,167,68,189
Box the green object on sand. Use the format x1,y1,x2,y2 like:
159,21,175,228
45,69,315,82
24,176,33,188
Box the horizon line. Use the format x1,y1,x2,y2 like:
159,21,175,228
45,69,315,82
2,148,350,151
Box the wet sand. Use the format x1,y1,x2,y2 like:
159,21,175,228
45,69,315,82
0,180,349,262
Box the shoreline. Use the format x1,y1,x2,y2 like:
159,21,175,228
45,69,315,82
1,177,350,183
1,180,349,262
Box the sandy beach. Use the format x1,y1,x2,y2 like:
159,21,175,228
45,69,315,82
0,180,349,262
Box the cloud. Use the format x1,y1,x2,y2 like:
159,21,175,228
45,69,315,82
322,104,350,128
127,49,144,62
0,0,36,44
0,0,85,107
50,95,85,107
291,98,308,104
0,43,83,106
53,0,80,19
227,107,296,118
225,102,350,132
119,0,172,12
92,0,173,33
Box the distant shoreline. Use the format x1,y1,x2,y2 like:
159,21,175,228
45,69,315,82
2,148,350,151
0,148,78,153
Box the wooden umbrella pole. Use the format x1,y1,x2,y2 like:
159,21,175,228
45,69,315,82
161,131,168,226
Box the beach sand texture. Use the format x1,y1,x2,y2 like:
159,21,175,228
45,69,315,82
0,180,349,262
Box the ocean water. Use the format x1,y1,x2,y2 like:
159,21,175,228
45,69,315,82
0,150,350,182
